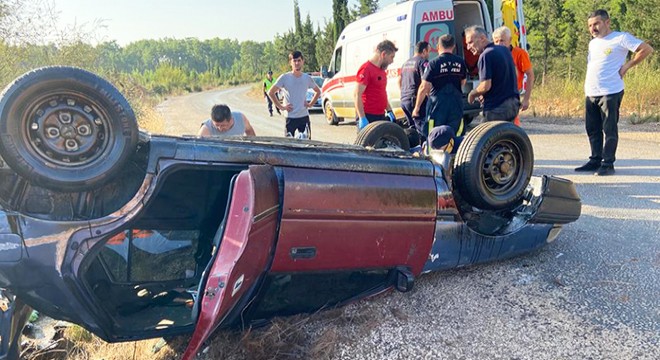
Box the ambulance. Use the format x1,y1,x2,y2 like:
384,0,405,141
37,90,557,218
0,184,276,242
321,0,526,127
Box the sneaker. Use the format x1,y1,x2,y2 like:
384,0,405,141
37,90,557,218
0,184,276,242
294,129,309,140
574,161,601,172
594,165,615,176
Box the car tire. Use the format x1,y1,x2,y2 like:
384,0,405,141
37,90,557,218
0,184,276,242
354,121,410,151
0,66,139,192
453,121,533,210
324,100,340,125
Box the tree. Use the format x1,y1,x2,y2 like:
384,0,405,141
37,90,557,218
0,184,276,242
332,0,349,42
316,21,335,70
351,0,379,19
300,14,318,71
293,0,303,36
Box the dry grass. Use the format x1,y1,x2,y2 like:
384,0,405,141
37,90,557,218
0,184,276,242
248,82,266,100
26,300,383,360
135,103,166,134
532,65,660,123
21,325,178,360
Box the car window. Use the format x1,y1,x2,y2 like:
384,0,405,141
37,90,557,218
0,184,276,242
333,47,342,74
100,229,198,283
313,77,323,88
82,167,242,335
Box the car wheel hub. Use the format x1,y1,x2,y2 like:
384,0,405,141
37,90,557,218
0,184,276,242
26,95,110,167
483,141,519,194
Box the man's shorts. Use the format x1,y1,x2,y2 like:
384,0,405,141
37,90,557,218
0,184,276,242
484,97,521,122
286,116,311,139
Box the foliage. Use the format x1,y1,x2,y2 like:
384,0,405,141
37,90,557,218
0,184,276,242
0,0,658,124
332,0,350,43
350,0,380,20
525,0,660,82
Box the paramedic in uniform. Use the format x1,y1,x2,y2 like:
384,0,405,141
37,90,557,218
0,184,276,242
412,34,467,137
355,40,399,130
574,9,653,176
399,41,430,133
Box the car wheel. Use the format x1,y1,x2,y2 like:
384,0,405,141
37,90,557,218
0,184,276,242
0,66,139,192
354,121,410,151
324,100,339,125
453,121,533,210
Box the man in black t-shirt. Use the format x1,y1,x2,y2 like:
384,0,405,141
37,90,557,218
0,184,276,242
412,34,467,137
399,41,430,131
465,25,520,122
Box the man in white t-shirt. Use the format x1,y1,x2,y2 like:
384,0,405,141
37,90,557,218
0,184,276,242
575,9,653,176
267,51,321,139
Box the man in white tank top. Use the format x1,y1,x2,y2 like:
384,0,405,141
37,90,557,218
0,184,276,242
197,104,256,138
575,9,653,176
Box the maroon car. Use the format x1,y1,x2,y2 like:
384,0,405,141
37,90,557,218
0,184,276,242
0,67,580,360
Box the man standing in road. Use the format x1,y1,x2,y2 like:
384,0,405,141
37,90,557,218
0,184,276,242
492,26,534,126
263,71,280,117
574,9,653,176
399,41,430,132
412,34,467,137
465,25,520,123
198,104,256,138
268,51,321,139
355,40,398,130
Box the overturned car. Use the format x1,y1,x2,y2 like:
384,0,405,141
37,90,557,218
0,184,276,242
0,67,581,359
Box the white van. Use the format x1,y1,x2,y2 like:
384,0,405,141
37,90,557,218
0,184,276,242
321,0,527,126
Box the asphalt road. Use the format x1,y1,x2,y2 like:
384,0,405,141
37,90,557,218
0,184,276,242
157,86,659,359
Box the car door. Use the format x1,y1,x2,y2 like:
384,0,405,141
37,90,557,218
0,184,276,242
242,167,437,322
182,165,280,360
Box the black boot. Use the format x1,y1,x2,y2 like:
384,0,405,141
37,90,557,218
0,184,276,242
574,161,601,172
595,165,615,176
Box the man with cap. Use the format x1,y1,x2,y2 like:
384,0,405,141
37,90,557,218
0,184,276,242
425,125,462,154
263,71,280,116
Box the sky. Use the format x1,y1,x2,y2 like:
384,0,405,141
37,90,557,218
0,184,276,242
51,0,399,45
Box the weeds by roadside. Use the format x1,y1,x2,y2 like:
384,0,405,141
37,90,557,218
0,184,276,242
532,64,660,123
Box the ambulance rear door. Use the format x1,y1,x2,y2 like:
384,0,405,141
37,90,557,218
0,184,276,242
411,0,456,61
493,0,527,50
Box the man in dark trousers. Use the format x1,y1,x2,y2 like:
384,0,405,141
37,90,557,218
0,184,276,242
412,34,467,137
263,71,280,116
399,41,430,132
574,9,653,176
465,25,520,123
355,40,399,130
